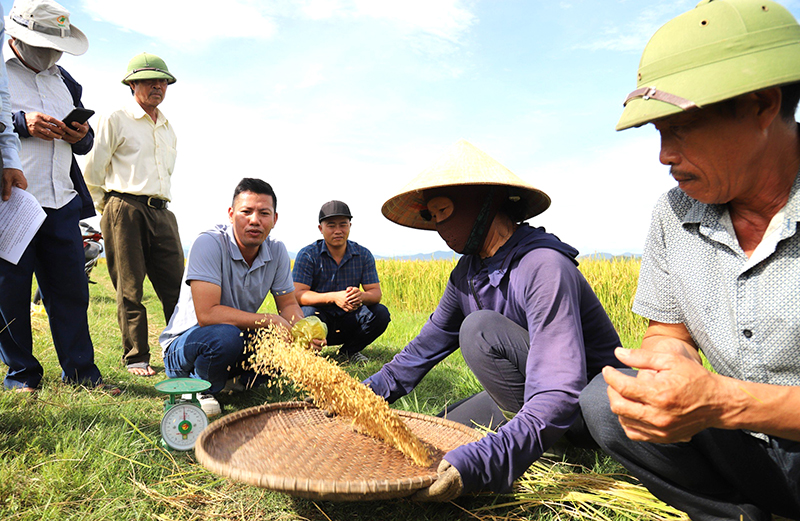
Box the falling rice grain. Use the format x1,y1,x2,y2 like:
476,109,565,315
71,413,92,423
246,323,432,467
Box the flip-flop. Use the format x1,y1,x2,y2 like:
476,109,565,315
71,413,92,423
127,362,156,377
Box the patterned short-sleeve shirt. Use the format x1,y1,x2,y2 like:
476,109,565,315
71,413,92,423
292,239,380,298
633,173,800,387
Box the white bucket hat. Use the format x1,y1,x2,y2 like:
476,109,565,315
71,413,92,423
6,0,88,56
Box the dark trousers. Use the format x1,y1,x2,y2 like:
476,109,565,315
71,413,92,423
439,310,595,447
580,371,800,521
0,196,102,388
101,194,184,366
301,303,390,356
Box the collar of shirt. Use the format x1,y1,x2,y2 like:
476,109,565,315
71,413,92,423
5,53,61,78
125,99,168,127
682,169,800,226
224,224,272,271
319,239,357,264
681,170,800,269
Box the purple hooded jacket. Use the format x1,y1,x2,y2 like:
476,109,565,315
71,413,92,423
365,224,622,493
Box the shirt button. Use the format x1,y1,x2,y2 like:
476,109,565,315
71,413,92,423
743,329,753,338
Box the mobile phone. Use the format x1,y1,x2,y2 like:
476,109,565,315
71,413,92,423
62,107,95,127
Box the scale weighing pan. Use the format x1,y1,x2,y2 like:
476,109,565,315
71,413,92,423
155,378,211,451
195,401,483,501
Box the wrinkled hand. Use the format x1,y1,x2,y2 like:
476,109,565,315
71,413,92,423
1,168,27,201
412,459,463,502
604,344,725,444
303,395,336,418
62,121,89,144
25,112,66,141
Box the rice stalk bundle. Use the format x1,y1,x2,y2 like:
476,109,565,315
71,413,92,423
246,323,432,467
482,458,687,521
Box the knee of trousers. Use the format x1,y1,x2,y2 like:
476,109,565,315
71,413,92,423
364,303,391,330
458,309,509,361
199,324,246,361
579,372,622,450
300,306,321,318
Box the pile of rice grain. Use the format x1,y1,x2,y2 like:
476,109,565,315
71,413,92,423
246,323,432,467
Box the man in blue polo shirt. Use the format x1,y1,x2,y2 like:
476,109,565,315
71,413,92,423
160,178,305,416
292,200,390,364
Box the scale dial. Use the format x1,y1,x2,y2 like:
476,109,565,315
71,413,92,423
160,402,209,451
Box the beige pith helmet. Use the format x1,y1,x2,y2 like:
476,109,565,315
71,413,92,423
381,139,551,230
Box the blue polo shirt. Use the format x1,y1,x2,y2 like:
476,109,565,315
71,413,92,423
292,239,379,315
159,224,295,348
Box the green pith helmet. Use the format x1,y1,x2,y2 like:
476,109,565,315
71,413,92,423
121,52,176,85
617,0,800,130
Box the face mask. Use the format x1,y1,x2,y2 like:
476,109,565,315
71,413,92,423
423,186,506,255
13,39,62,71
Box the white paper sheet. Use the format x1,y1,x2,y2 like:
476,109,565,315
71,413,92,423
0,187,46,265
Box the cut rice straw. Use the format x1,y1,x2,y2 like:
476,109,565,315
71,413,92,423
246,322,432,467
479,458,687,521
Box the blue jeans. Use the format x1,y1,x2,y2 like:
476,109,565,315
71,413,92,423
580,371,800,521
301,303,390,356
0,196,101,389
163,324,248,394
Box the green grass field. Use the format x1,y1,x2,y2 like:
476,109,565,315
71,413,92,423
0,257,686,520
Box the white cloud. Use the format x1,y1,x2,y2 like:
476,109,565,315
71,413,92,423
533,134,675,255
573,1,695,53
301,0,344,20
296,64,327,89
79,0,476,55
80,0,279,49
351,0,476,44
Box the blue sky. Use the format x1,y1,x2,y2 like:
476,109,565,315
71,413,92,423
7,0,800,257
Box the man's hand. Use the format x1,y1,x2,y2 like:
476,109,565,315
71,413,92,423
604,343,726,444
412,460,463,502
344,286,363,308
333,287,362,312
25,112,67,141
62,121,89,144
309,337,326,352
1,168,26,201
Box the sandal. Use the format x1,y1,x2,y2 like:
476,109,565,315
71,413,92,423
127,362,156,377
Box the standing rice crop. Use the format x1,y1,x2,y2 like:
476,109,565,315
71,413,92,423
377,257,457,314
577,257,646,349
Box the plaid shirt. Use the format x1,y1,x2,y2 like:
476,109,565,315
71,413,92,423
634,173,800,390
292,239,379,315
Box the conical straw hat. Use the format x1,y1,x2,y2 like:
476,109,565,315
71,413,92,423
381,139,551,230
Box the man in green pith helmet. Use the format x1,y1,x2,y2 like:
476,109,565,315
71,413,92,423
580,1,800,519
84,53,183,377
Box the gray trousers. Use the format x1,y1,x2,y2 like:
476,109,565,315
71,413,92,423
101,194,184,366
438,310,595,447
580,371,800,521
